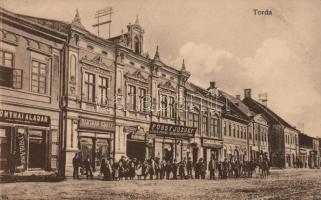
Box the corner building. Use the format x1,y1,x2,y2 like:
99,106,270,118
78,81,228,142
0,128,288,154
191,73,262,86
0,8,66,173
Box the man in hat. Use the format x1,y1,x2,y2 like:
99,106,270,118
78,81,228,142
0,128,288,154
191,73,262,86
186,157,193,179
208,156,216,180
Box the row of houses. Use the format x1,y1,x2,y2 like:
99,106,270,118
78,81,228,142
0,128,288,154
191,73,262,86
0,8,319,176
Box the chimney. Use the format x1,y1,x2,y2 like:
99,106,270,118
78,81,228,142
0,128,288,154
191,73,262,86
210,81,216,89
236,95,241,100
244,89,251,99
258,93,268,107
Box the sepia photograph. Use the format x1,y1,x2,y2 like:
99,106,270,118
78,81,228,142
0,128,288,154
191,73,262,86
0,0,320,199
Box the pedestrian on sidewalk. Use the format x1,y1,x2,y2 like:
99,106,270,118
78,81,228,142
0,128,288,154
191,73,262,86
72,153,80,179
84,156,93,179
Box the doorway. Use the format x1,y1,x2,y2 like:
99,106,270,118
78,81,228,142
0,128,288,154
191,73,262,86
192,148,198,163
28,130,45,169
127,140,145,162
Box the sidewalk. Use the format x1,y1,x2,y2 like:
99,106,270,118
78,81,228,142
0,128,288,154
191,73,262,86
0,171,65,183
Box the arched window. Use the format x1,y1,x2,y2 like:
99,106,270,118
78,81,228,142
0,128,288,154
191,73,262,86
70,55,76,81
134,36,140,54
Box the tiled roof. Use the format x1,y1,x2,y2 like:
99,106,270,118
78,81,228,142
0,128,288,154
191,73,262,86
243,97,294,129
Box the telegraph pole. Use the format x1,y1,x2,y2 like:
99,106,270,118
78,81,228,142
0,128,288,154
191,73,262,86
92,7,113,38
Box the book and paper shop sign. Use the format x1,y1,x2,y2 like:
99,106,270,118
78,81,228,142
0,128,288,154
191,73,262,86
149,122,196,138
202,138,223,148
79,118,115,132
0,109,50,127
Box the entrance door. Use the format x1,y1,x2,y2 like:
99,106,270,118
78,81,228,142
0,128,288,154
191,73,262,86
28,130,45,169
127,140,145,162
80,137,94,169
0,128,9,170
95,139,109,172
192,148,198,163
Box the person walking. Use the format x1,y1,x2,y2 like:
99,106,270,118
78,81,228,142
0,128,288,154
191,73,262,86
165,160,172,179
178,160,186,179
72,153,80,179
198,158,206,179
186,157,193,179
208,157,216,180
172,159,178,180
100,158,107,180
136,161,143,180
84,155,93,179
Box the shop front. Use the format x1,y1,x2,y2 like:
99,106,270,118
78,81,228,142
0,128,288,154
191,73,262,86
124,125,153,162
0,109,51,172
78,117,114,172
201,137,223,163
149,122,196,162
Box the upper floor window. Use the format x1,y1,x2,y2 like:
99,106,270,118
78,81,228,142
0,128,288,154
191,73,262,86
160,94,168,117
240,127,243,139
233,124,236,137
237,125,240,138
223,122,227,136
98,76,109,105
0,50,14,67
139,88,147,112
189,113,199,130
228,123,232,137
31,60,47,94
84,72,95,102
169,96,175,118
128,84,137,111
202,116,208,136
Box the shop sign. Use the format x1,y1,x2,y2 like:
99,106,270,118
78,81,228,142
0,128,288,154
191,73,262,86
79,117,115,131
0,109,50,127
202,138,223,148
16,128,27,170
149,122,196,138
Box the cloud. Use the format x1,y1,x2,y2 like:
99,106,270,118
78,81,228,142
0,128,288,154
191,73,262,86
173,39,321,136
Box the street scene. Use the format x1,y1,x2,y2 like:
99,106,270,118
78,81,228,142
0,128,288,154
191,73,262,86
1,169,321,199
0,0,321,199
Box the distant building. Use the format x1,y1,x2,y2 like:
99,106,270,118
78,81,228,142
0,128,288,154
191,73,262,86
243,89,299,168
298,133,319,168
219,91,250,161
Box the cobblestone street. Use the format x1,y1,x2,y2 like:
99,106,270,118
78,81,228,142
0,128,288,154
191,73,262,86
1,169,320,200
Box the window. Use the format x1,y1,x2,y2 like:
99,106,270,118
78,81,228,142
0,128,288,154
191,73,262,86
249,132,252,140
228,123,232,136
240,127,243,139
244,128,247,139
13,69,22,89
139,88,147,112
189,113,199,129
233,124,236,137
213,118,218,137
223,122,227,136
237,125,240,138
31,60,47,94
210,118,214,137
98,76,109,105
169,96,175,118
128,85,137,111
84,72,95,102
160,94,168,117
0,50,14,67
202,116,208,136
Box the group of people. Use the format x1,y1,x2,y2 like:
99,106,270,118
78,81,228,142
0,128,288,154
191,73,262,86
72,153,271,181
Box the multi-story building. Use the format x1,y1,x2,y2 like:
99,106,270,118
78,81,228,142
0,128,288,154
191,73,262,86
298,132,320,168
0,8,67,173
243,89,299,168
221,90,270,162
184,82,224,164
219,91,250,161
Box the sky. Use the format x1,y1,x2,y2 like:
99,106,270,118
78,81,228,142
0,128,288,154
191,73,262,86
2,0,321,138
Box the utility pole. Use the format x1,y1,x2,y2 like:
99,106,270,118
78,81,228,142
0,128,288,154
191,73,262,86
92,7,113,38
